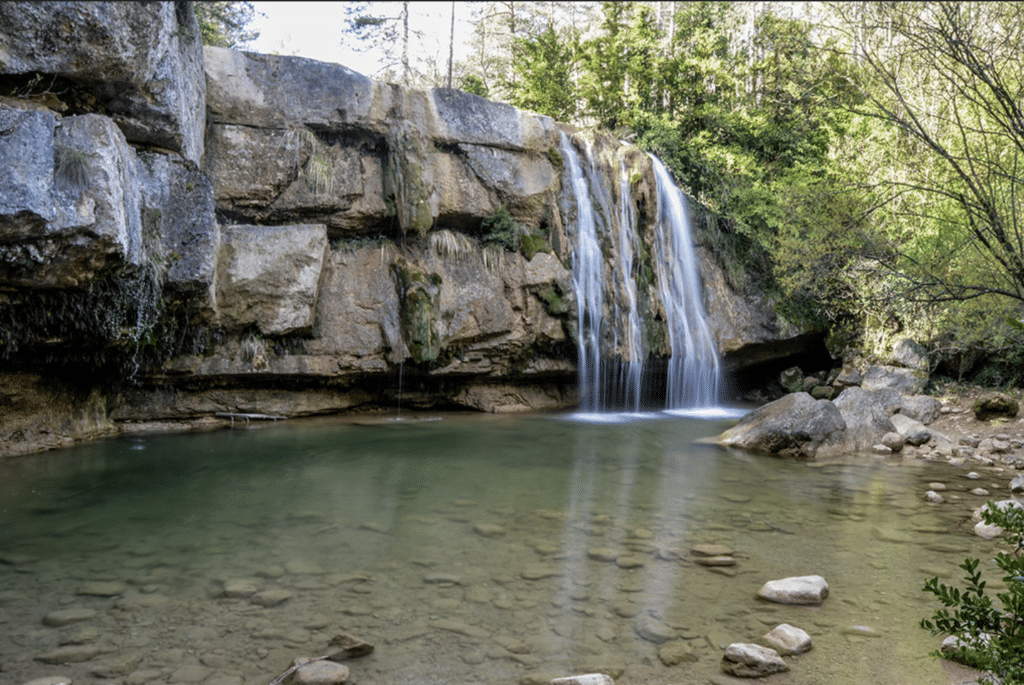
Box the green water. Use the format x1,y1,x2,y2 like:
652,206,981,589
0,413,997,685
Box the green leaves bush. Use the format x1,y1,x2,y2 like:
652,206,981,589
921,500,1024,684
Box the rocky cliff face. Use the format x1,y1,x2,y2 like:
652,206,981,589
0,2,822,455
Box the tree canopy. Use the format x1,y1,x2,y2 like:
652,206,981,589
192,1,260,48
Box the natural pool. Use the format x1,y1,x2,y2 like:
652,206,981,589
0,412,997,685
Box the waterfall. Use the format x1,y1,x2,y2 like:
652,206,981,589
559,132,723,414
649,155,722,410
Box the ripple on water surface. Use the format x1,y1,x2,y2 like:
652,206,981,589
0,412,987,685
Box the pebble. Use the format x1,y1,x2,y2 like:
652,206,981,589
424,573,462,585
21,678,73,685
635,615,676,643
223,579,260,598
432,619,490,639
971,488,990,496
35,645,102,664
587,548,619,562
251,589,292,607
757,575,829,605
43,608,97,627
285,560,326,575
966,472,982,480
763,623,812,655
615,555,645,569
721,642,788,677
693,556,736,567
76,581,127,597
924,490,944,503
691,544,734,557
657,640,698,665
474,523,505,538
521,566,561,580
289,659,349,685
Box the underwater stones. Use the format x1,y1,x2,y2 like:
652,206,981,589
615,555,645,569
285,559,327,575
657,640,698,666
432,619,490,639
756,575,829,606
762,624,812,655
521,566,561,581
474,523,505,538
693,556,736,567
223,579,260,598
76,581,127,597
634,615,676,644
691,544,735,557
21,677,73,685
43,608,97,627
587,548,618,562
251,589,292,607
327,632,374,659
720,643,788,678
35,645,102,665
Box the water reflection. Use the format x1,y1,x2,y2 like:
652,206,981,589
0,413,988,685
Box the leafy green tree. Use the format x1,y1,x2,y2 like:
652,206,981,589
192,1,259,48
506,24,577,121
820,1,1024,357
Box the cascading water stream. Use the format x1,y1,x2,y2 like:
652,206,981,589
649,155,722,410
560,131,606,413
559,132,725,415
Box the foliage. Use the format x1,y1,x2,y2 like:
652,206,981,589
821,1,1024,360
192,1,260,48
921,500,1024,684
480,205,525,252
53,144,91,191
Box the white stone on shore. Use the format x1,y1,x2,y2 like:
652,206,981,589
757,575,829,605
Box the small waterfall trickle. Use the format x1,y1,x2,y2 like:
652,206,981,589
559,132,725,415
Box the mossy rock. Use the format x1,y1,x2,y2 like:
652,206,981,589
539,286,569,316
972,391,1019,421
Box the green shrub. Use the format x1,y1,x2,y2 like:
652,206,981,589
481,205,523,252
920,500,1024,684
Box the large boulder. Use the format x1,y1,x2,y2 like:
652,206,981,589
718,392,846,459
861,364,927,395
892,338,930,373
832,387,897,452
0,2,206,162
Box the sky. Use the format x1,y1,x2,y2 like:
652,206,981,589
247,2,475,79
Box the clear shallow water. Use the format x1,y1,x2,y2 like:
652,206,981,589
0,413,996,685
